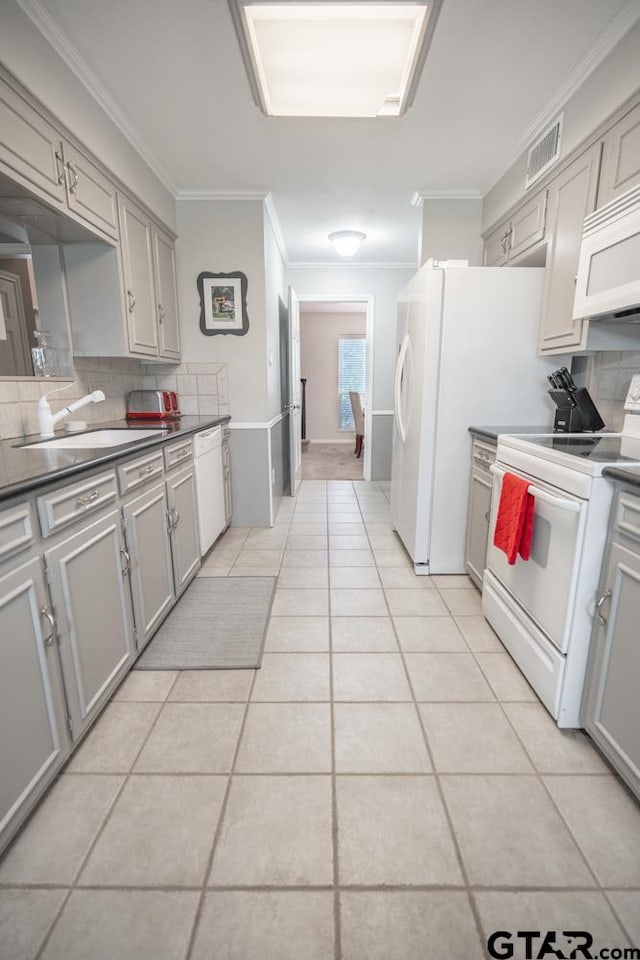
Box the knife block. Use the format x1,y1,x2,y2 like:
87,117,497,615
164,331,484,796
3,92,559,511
548,388,605,433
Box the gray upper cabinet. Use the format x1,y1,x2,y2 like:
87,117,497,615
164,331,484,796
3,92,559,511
483,191,547,266
582,489,640,800
119,194,159,357
597,101,640,209
44,508,134,740
166,464,201,595
0,556,70,851
0,79,66,208
537,143,600,355
0,75,119,242
122,480,175,650
62,141,119,241
153,226,181,359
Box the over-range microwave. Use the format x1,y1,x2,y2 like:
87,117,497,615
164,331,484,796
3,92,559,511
573,183,640,323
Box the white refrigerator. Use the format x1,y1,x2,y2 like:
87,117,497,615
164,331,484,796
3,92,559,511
390,259,557,574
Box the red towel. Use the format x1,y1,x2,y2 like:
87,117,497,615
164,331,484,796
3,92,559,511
493,472,535,565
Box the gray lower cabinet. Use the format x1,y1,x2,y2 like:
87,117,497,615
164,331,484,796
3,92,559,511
166,464,201,595
122,480,175,650
464,438,496,589
582,489,640,799
0,556,70,850
44,508,135,741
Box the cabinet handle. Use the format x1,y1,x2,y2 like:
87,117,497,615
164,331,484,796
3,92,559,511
120,546,131,577
158,304,165,325
127,290,136,313
500,230,510,254
76,489,99,508
172,507,180,529
484,510,491,524
596,588,612,625
55,150,66,186
166,509,174,533
138,464,155,478
66,161,79,193
40,607,56,646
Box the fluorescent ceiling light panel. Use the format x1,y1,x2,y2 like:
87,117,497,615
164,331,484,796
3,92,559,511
234,2,435,117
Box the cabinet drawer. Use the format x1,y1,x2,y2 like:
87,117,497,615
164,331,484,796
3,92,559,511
37,472,117,538
118,450,165,495
613,491,640,546
0,502,35,563
472,439,496,470
164,439,193,471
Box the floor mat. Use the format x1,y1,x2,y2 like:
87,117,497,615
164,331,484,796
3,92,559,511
134,577,276,670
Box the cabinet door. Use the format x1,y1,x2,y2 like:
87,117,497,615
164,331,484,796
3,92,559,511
0,80,66,207
122,481,175,650
597,102,640,208
63,142,119,240
44,509,134,740
483,222,509,267
465,466,493,589
538,143,600,354
166,466,201,595
0,557,70,850
153,227,181,359
508,190,547,261
118,195,159,356
583,540,640,798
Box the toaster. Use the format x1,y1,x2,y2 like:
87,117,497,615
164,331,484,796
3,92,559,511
126,389,180,420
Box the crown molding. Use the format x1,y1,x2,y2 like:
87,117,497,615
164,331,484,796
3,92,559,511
288,261,418,270
16,0,179,197
176,188,269,200
264,193,290,266
487,0,640,194
410,189,482,206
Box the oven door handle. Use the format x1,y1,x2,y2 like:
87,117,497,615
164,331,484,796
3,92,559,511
490,464,582,513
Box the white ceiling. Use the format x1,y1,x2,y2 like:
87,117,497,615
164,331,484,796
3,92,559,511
24,0,637,264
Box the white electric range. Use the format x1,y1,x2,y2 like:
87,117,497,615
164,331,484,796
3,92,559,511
483,414,640,728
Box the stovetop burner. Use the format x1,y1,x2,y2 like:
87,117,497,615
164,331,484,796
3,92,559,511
525,434,638,463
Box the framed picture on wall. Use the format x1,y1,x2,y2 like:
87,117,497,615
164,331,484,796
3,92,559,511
197,271,249,336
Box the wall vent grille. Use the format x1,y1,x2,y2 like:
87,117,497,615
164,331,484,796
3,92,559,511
525,115,563,189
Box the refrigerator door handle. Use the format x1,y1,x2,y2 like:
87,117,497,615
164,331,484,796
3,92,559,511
394,334,409,443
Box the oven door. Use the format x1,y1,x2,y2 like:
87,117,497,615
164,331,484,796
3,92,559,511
486,463,588,653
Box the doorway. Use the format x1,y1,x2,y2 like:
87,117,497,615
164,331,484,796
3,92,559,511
297,296,373,481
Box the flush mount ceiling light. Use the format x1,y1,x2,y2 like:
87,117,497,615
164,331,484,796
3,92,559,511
329,230,366,258
228,1,442,118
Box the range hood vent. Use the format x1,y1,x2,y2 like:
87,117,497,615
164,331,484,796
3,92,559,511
525,115,563,189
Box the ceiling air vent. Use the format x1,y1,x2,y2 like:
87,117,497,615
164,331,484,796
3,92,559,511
525,115,563,189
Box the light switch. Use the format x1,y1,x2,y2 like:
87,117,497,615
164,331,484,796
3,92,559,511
268,348,274,366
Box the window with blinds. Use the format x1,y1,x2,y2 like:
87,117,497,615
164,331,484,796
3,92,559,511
338,336,366,430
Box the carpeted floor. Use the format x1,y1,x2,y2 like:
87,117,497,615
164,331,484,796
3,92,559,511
302,442,364,480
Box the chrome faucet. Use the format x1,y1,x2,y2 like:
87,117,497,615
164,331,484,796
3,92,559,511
37,384,106,438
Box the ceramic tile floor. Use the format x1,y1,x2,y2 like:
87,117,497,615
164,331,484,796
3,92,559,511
1,479,639,960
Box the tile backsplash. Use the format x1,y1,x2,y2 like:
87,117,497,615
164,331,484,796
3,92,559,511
0,357,230,440
586,351,640,431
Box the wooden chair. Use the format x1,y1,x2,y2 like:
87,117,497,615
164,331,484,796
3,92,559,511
349,391,365,458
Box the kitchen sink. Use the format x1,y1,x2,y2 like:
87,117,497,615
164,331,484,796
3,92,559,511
19,429,168,450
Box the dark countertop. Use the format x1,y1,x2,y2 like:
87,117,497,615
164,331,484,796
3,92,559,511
468,425,554,441
603,465,640,490
0,415,230,502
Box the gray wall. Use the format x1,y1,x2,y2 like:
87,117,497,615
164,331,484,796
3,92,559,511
370,414,393,480
420,199,483,266
229,428,272,527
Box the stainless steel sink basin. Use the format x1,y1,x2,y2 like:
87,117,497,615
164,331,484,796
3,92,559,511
20,429,168,450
